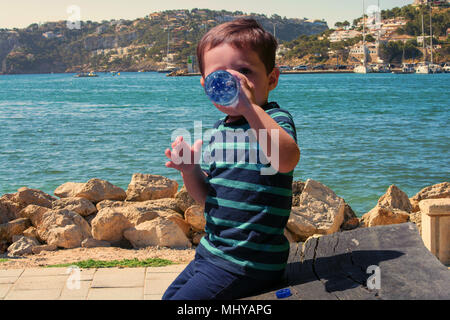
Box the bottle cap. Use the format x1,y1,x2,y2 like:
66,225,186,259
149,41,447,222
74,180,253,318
275,288,292,299
204,70,240,107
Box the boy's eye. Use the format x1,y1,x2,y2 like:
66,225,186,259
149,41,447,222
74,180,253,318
238,68,251,75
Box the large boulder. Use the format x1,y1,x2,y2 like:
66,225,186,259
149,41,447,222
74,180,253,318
91,208,134,242
52,197,97,216
126,173,178,201
14,187,56,208
286,179,346,241
81,238,111,248
54,182,84,198
360,205,410,228
0,218,31,242
184,205,205,232
73,178,127,203
0,194,24,223
7,235,40,256
410,182,450,213
91,198,185,242
377,185,412,212
123,217,192,249
175,185,199,212
37,209,92,249
292,180,306,207
17,205,49,226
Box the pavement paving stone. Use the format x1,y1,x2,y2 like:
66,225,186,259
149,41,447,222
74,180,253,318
4,288,62,300
87,287,144,300
0,284,13,299
0,269,24,277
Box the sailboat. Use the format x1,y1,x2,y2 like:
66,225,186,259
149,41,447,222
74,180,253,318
157,23,178,73
416,9,430,74
354,0,372,73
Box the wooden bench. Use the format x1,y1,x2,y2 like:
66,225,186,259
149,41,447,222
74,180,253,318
244,223,450,300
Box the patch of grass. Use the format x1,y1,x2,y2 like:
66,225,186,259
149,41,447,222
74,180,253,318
45,258,174,268
0,258,8,263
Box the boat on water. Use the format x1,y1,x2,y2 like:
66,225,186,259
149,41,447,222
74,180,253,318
111,71,120,76
401,63,416,74
416,5,442,74
443,63,450,73
75,71,98,78
354,0,372,74
372,64,391,73
354,64,372,74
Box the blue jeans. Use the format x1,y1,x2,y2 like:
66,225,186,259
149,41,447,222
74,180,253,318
162,253,283,300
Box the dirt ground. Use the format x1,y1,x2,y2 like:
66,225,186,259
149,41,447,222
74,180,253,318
0,246,196,269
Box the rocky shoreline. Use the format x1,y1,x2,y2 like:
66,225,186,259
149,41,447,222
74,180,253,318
0,173,448,267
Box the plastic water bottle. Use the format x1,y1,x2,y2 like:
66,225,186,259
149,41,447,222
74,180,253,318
204,70,240,107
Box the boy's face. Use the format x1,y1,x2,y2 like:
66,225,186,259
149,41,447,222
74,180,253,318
200,43,279,118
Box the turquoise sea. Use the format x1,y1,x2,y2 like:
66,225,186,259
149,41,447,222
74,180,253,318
0,72,449,216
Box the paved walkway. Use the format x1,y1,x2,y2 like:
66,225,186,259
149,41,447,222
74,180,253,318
0,264,187,300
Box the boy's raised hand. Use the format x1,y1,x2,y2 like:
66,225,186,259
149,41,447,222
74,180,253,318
165,136,203,173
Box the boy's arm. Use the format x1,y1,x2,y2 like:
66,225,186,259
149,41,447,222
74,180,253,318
181,165,209,206
243,104,300,173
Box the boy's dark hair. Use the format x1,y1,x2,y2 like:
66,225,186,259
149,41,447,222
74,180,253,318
196,18,278,76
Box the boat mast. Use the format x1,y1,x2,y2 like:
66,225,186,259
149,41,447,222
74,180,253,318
421,11,426,63
429,3,433,64
362,0,366,66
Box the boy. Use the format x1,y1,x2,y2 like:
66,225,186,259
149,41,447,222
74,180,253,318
163,18,300,300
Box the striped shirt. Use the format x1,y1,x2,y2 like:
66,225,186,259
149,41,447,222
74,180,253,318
197,102,298,279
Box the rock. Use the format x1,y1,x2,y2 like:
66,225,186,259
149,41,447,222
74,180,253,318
0,218,31,242
126,173,178,201
158,209,191,236
81,238,111,248
409,211,422,235
292,180,305,207
0,240,8,254
37,209,92,249
340,202,358,231
360,205,410,228
73,178,127,203
340,217,361,231
54,182,84,198
124,217,192,249
32,244,58,254
377,185,412,213
284,228,302,243
96,200,125,211
23,226,42,242
175,185,199,212
7,236,40,256
410,182,450,213
0,194,24,223
91,198,188,242
14,187,56,208
184,205,205,232
286,179,346,241
91,208,133,242
17,205,49,226
52,197,97,216
191,232,206,245
84,213,97,226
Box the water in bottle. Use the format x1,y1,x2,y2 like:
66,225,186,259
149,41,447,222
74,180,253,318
204,70,240,107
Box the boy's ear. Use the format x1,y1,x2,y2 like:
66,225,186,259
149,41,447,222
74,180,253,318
268,67,280,92
200,77,205,87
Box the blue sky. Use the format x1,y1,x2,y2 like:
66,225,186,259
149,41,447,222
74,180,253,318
0,0,414,29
